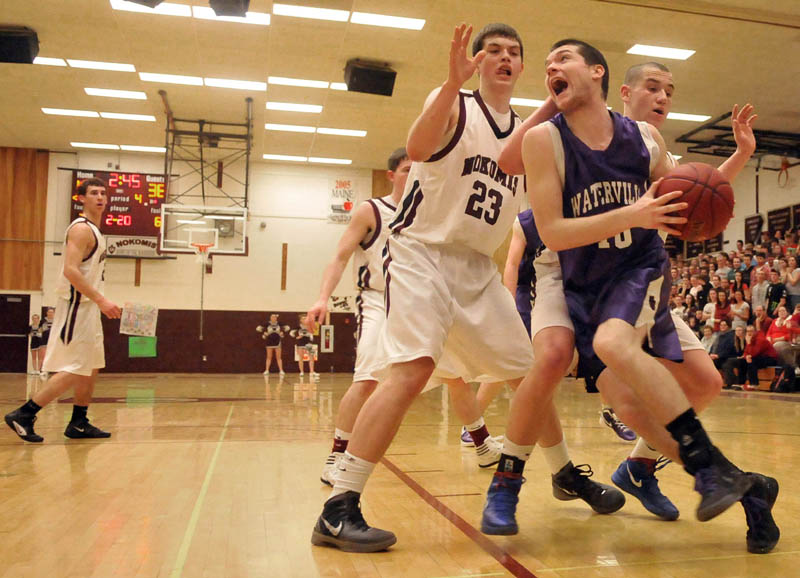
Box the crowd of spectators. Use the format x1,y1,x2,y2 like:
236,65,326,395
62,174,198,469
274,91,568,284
669,228,800,391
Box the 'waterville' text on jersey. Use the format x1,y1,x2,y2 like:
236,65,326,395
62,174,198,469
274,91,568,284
568,180,643,217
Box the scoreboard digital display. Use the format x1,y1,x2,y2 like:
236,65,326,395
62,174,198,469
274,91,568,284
70,170,166,237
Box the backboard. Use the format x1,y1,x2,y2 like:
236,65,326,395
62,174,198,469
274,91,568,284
159,204,247,256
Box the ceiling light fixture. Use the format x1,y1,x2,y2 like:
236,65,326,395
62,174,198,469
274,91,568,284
265,123,316,133
85,87,147,99
67,59,137,72
510,97,546,108
268,76,329,89
192,5,269,24
329,82,347,91
350,12,424,30
70,142,120,150
626,44,695,60
308,157,352,165
317,127,366,137
120,145,167,152
109,0,192,16
33,56,67,66
99,112,157,121
42,108,100,118
139,72,204,85
266,102,323,113
204,77,267,91
263,154,308,162
667,112,711,122
272,3,349,22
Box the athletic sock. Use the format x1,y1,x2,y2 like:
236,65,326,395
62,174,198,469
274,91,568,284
496,438,534,475
465,417,490,446
71,405,88,423
541,439,571,475
329,451,375,498
21,399,42,415
630,437,661,461
665,408,713,474
332,429,350,453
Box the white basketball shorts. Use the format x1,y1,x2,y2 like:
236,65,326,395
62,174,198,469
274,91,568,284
42,295,105,376
353,289,385,382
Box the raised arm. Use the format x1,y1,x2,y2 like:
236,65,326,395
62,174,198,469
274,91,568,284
306,202,376,329
406,24,485,161
523,124,687,252
717,104,758,182
63,224,120,318
502,218,526,294
498,97,559,175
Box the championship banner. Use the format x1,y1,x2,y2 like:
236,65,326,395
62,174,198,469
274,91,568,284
767,206,792,236
793,204,800,231
744,214,763,245
663,235,684,258
704,234,723,254
328,178,356,223
106,235,160,258
686,241,705,258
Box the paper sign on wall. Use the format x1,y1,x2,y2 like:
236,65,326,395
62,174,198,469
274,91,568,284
329,178,356,223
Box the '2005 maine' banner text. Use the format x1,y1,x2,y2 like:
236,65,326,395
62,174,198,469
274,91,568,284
328,178,356,223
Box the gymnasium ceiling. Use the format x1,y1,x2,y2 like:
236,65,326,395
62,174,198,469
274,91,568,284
1,0,799,170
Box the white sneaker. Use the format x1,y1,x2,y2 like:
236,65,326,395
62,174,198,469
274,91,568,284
263,370,270,375
279,370,285,376
299,372,304,376
320,452,341,486
475,436,503,468
39,371,48,378
311,372,320,378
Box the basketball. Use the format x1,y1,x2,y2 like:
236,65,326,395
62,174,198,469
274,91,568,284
655,162,734,242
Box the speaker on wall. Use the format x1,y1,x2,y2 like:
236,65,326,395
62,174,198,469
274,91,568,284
344,59,396,97
0,26,39,63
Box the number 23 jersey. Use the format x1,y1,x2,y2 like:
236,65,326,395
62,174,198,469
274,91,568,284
390,89,524,257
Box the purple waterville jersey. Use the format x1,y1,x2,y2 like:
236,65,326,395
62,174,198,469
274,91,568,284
515,209,545,335
548,111,681,366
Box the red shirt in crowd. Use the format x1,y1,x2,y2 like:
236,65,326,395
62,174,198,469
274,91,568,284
744,332,778,360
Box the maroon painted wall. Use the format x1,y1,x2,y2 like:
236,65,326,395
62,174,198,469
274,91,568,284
101,310,357,373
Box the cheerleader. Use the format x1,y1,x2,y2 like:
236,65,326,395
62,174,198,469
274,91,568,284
256,314,287,376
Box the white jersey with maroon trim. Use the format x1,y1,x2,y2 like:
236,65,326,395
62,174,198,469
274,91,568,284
389,89,524,257
352,195,397,293
54,217,106,300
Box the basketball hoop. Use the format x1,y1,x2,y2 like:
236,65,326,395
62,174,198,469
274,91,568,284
190,242,214,267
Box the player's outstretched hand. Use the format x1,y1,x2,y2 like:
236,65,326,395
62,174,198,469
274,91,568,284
632,179,688,236
731,103,758,157
447,24,485,89
306,301,327,331
100,298,122,319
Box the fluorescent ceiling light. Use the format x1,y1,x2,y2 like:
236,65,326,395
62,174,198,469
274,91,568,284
33,57,66,66
272,3,349,22
192,6,270,25
265,123,316,133
139,72,203,85
42,108,99,118
672,155,683,160
510,97,546,108
329,82,347,91
67,59,136,72
667,112,711,122
268,76,329,89
317,127,366,137
350,12,424,30
627,44,695,60
120,145,166,152
263,154,308,162
205,77,267,91
176,219,209,225
85,87,147,99
110,0,191,16
100,112,157,121
309,157,352,165
266,102,322,113
70,142,120,150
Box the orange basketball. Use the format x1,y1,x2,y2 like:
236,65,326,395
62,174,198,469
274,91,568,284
655,162,734,242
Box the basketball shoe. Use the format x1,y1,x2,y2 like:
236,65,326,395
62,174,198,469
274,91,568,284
64,419,111,439
552,461,625,514
600,408,636,442
4,409,43,443
691,450,753,522
741,472,779,554
481,472,524,535
460,426,474,447
611,458,679,520
311,491,397,553
320,452,341,486
475,436,502,468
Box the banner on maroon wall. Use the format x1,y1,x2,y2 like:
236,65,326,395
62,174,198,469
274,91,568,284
792,204,800,230
767,206,792,236
744,214,763,245
686,241,705,258
704,234,723,254
663,235,684,258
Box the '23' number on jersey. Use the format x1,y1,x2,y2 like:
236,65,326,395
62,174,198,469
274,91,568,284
464,180,503,225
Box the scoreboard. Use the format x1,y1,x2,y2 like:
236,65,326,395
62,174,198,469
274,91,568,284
70,170,166,237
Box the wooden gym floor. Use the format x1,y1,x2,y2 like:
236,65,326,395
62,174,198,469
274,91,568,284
0,372,797,577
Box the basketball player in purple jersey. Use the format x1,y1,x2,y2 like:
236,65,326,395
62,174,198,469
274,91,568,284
521,38,773,541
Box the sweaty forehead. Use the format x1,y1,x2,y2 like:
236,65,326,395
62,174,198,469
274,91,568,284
635,67,674,88
545,45,580,65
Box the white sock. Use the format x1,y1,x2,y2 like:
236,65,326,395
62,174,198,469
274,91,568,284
334,428,351,441
630,437,661,460
541,439,571,475
464,416,485,432
502,438,534,461
329,451,375,498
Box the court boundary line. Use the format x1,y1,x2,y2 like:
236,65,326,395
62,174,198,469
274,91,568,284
169,404,234,578
381,457,538,578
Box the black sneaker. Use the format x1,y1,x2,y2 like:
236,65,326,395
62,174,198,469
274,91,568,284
552,462,625,514
4,409,43,443
741,473,779,554
311,491,396,553
64,419,111,439
692,459,753,522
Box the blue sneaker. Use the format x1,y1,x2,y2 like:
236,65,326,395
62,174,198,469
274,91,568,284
741,472,779,554
460,426,474,447
481,472,523,535
611,458,679,521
